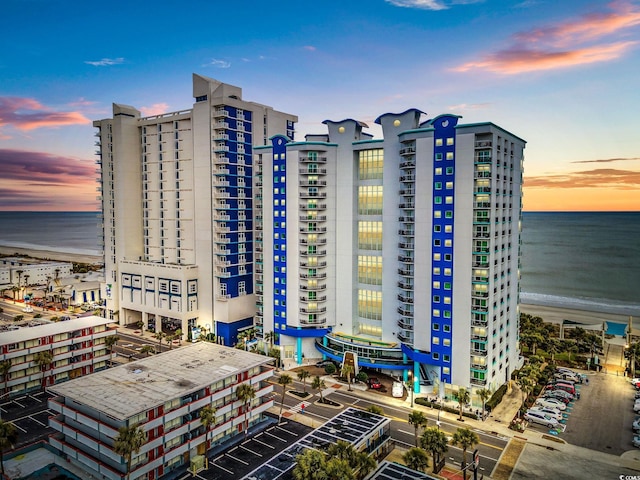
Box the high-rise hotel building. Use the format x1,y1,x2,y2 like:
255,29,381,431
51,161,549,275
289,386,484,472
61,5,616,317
93,74,296,346
255,109,525,395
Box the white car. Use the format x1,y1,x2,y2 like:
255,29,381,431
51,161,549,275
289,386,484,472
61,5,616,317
22,305,33,313
528,407,563,421
634,435,640,448
634,401,640,413
535,397,567,411
524,410,559,429
633,418,640,432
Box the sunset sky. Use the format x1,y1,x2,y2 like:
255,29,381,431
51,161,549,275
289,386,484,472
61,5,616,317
1,0,639,211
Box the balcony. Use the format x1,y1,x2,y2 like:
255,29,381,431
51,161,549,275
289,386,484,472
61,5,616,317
399,147,416,156
473,218,490,225
215,155,230,164
398,268,413,276
398,241,414,249
299,238,327,245
473,231,490,238
472,291,489,298
398,255,414,263
400,175,415,182
475,140,492,148
299,191,327,199
398,215,414,222
299,272,327,279
300,215,327,222
471,362,488,371
300,306,327,314
299,249,327,257
299,156,327,163
397,332,413,343
399,202,415,209
474,187,492,194
399,160,415,169
397,280,414,290
399,229,415,237
471,318,488,327
214,109,229,117
470,378,487,386
474,171,492,178
397,319,414,330
471,334,488,341
474,201,491,208
397,307,413,317
299,167,327,175
300,317,327,326
299,259,327,268
299,226,327,234
216,294,231,301
214,145,229,152
299,203,327,211
300,295,327,302
397,294,414,303
470,349,488,356
300,283,326,291
299,179,327,187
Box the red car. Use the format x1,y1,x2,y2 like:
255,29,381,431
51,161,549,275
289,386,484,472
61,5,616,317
367,377,382,389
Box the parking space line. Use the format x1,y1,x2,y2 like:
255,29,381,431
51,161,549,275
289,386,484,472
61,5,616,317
254,437,276,449
13,400,25,408
276,425,298,436
12,423,27,433
225,453,249,465
240,444,262,457
264,431,288,443
211,461,234,474
30,416,47,426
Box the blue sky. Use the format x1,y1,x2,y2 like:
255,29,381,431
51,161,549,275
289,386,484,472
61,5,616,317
1,0,639,210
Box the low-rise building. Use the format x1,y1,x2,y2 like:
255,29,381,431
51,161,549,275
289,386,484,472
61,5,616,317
0,316,115,395
48,342,275,480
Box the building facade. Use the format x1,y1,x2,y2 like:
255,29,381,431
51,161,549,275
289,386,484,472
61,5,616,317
255,110,525,397
0,316,115,395
93,74,296,346
48,342,275,480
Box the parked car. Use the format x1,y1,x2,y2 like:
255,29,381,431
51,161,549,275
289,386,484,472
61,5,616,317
315,359,335,368
545,382,577,396
367,377,382,389
634,435,640,448
528,407,563,421
633,417,640,432
22,306,34,313
543,391,573,403
524,410,559,429
633,401,640,413
392,381,404,398
535,397,567,411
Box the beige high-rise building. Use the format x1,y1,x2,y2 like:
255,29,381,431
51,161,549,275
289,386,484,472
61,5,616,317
93,74,296,345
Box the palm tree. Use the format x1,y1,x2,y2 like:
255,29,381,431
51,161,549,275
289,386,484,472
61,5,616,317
477,388,492,420
236,383,257,436
114,425,146,480
104,335,120,358
292,449,328,480
0,420,18,475
342,364,353,391
366,405,384,415
420,427,449,474
312,375,326,403
403,447,429,473
10,286,19,304
453,387,470,421
34,350,54,390
0,360,11,396
408,410,428,447
297,369,310,394
165,334,175,350
44,276,52,310
199,404,217,449
264,331,278,353
15,270,23,301
451,427,479,480
278,374,293,422
175,329,183,345
139,345,154,357
153,331,166,354
327,440,376,480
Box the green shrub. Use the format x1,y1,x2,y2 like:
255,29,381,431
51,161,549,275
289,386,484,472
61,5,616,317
485,383,508,412
324,363,337,375
414,398,479,420
356,371,368,383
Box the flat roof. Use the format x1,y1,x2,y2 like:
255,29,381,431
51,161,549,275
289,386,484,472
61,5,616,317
0,316,114,346
369,461,439,480
48,342,274,421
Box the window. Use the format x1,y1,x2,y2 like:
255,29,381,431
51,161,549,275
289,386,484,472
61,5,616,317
445,196,453,204
433,309,440,317
446,137,454,146
443,355,450,362
445,211,453,219
435,197,442,204
435,182,442,190
435,153,443,161
443,325,451,332
432,336,440,344
446,167,454,175
435,138,443,146
433,323,440,331
433,295,440,303
446,152,454,160
433,353,440,360
358,149,384,180
435,167,442,175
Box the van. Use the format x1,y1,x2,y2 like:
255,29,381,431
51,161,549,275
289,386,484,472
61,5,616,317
392,381,404,398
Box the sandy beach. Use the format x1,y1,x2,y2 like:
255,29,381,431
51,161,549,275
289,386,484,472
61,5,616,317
0,245,103,265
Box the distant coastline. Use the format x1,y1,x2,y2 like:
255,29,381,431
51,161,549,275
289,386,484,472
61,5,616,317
0,245,103,265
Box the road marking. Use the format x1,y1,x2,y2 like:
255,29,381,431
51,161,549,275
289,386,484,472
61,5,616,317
211,461,234,474
241,444,262,457
254,437,276,449
30,416,47,426
276,425,298,436
398,429,414,435
225,453,248,465
264,431,288,443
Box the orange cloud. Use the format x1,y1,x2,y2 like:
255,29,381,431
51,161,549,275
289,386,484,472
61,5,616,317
454,41,636,74
140,103,170,117
0,97,91,133
523,186,640,211
453,1,640,74
524,168,640,190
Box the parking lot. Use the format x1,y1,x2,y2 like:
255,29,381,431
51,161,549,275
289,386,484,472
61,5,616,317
178,418,312,480
1,391,55,449
524,369,637,455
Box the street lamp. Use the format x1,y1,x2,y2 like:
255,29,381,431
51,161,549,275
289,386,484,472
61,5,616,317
437,397,443,429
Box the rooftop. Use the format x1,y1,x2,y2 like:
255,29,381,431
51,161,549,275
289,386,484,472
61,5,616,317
0,316,113,346
48,342,274,421
369,460,439,480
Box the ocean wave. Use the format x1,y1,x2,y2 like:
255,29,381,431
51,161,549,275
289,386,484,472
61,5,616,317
0,241,101,257
520,292,640,317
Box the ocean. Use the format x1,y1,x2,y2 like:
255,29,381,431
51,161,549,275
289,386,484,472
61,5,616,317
0,211,638,315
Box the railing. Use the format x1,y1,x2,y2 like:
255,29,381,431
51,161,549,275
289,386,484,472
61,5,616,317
397,319,414,330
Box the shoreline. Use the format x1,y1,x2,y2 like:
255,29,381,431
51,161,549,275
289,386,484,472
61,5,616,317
0,245,636,325
0,245,103,265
